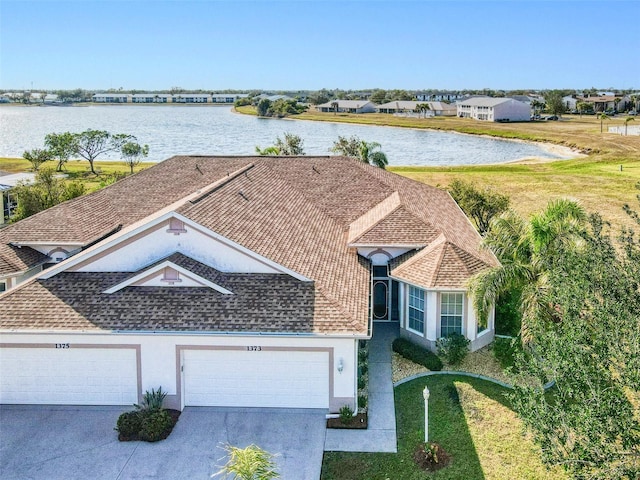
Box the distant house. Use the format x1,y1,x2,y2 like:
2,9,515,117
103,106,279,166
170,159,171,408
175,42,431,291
211,94,249,104
172,93,211,103
43,94,59,104
131,94,172,103
0,172,36,225
416,91,464,103
563,95,578,111
377,101,456,116
457,97,531,122
93,93,132,103
577,95,630,113
316,100,376,114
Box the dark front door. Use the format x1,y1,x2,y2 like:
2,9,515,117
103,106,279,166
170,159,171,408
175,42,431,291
373,279,389,320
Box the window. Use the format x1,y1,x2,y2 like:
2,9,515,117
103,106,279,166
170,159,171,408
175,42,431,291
440,293,463,337
0,281,6,292
408,286,425,333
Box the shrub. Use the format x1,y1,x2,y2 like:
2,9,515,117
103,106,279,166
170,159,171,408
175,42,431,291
495,289,522,336
392,338,443,371
358,395,368,410
357,375,366,390
437,333,470,365
135,387,167,412
115,411,143,438
492,336,521,370
339,405,354,425
138,409,173,442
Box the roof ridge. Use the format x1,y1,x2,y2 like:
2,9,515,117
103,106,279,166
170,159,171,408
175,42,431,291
347,191,401,243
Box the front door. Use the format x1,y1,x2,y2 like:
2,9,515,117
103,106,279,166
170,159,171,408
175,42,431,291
372,265,397,321
373,279,389,320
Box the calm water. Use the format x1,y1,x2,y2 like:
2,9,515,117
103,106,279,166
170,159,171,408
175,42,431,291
0,105,568,165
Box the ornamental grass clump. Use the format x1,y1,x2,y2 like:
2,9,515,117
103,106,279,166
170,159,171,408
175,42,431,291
213,443,280,480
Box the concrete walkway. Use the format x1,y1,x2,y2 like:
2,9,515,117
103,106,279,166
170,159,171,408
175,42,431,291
324,322,399,453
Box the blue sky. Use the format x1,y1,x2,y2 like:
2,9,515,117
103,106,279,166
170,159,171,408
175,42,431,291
1,0,638,91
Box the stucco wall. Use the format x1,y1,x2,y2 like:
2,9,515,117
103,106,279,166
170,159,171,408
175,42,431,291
0,331,358,412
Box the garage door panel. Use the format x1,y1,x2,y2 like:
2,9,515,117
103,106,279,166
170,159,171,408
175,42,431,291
0,348,138,405
184,350,329,409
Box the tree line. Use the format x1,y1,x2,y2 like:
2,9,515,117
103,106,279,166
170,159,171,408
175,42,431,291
23,129,149,175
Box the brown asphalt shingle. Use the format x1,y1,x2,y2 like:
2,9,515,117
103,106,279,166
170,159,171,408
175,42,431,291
0,155,497,334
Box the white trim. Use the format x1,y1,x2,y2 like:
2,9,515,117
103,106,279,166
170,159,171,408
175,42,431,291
103,260,233,295
39,211,310,282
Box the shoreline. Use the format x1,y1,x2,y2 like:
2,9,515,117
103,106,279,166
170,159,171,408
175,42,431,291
234,108,587,163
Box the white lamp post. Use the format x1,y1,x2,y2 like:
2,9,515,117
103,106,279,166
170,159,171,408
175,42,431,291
423,386,430,443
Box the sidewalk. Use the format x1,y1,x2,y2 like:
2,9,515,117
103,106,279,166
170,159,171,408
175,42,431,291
324,322,399,453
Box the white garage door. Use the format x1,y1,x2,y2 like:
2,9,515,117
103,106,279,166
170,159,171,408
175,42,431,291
183,349,329,409
0,347,138,405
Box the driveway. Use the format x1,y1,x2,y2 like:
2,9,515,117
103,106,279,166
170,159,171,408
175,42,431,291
0,405,326,480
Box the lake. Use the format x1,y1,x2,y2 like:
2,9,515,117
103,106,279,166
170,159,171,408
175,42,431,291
0,105,569,165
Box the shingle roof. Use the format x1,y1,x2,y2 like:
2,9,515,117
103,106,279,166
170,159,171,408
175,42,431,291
0,155,497,334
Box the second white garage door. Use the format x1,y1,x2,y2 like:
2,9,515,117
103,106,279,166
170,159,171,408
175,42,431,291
183,349,329,409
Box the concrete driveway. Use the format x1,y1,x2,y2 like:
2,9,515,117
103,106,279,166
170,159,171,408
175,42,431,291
0,405,326,480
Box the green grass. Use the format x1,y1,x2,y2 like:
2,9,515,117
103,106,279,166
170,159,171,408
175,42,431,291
321,376,567,480
389,158,640,233
0,158,154,193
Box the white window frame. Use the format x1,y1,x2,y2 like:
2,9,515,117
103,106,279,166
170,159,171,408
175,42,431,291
407,286,425,335
440,292,464,338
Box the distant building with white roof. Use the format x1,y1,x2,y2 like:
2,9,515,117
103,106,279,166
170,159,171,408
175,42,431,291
457,97,530,122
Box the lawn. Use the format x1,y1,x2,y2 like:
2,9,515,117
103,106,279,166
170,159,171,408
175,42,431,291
321,375,567,480
389,158,640,233
0,158,152,193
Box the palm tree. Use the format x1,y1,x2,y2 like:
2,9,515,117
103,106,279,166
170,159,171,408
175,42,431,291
468,199,587,343
416,103,431,118
359,141,388,169
598,112,610,133
331,101,339,115
624,116,635,136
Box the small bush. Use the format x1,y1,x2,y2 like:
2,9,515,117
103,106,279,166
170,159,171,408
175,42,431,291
138,409,173,442
358,395,368,410
135,387,167,412
437,333,470,365
115,411,143,438
339,405,354,425
357,375,366,390
492,337,521,370
392,338,443,371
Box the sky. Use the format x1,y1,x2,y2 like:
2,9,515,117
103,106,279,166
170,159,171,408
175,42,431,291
1,0,639,92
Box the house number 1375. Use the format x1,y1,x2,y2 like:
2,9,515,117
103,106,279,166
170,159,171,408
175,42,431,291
247,346,262,351
55,343,70,349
